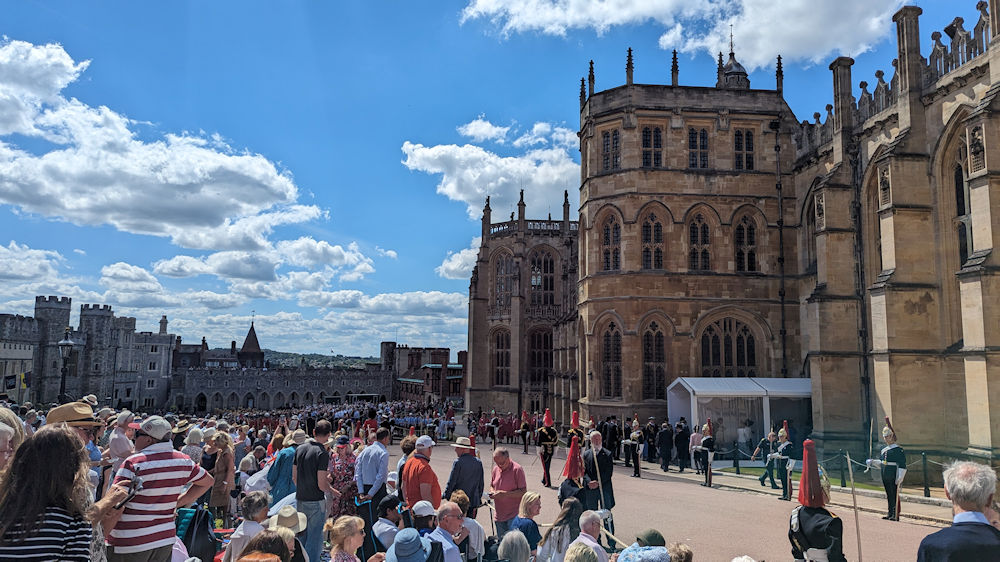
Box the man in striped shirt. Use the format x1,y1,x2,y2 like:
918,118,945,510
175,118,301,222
108,416,214,562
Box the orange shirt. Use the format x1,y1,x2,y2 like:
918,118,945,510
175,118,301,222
401,453,441,508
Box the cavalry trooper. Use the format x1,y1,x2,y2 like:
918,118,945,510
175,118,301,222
771,420,794,501
867,416,906,521
536,409,559,487
788,439,846,562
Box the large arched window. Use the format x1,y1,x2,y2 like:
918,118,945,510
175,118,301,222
529,251,555,306
804,196,817,272
529,330,553,386
700,318,757,377
601,322,622,398
602,217,621,271
642,126,663,168
734,216,757,272
642,322,666,399
492,330,511,386
688,214,711,271
602,129,621,172
493,254,514,308
641,213,664,269
689,127,708,168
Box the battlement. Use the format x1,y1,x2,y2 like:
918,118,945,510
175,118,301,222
80,304,114,315
35,295,71,307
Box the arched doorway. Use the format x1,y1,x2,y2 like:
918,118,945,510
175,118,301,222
227,392,239,409
275,392,285,408
243,393,254,408
289,392,300,407
195,394,207,413
304,392,314,404
211,393,223,411
260,392,270,409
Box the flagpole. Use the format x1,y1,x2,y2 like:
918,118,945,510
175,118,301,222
846,451,863,562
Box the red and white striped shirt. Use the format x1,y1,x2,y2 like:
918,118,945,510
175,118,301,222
109,441,209,553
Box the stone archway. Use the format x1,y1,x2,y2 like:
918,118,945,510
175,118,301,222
304,392,314,405
195,393,207,413
274,392,285,408
243,393,254,408
227,392,239,409
289,392,300,407
211,393,223,411
260,392,270,409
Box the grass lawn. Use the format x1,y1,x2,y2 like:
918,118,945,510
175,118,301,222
718,466,886,492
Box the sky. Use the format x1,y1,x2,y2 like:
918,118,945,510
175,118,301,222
0,0,962,356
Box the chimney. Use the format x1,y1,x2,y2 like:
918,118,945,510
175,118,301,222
231,340,236,355
158,315,168,335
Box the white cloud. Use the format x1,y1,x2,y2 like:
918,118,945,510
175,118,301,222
0,240,64,281
436,237,481,280
0,38,324,252
276,238,370,270
462,0,905,70
401,137,577,220
299,289,467,317
457,115,511,143
72,248,86,255
512,122,552,147
376,246,398,259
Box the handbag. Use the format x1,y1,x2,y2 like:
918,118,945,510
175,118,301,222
182,504,222,562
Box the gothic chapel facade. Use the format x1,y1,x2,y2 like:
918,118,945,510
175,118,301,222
469,2,1000,463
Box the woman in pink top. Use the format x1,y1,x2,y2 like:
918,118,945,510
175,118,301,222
689,426,703,475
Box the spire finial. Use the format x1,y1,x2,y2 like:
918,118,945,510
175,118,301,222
671,49,679,86
580,77,586,107
588,60,595,96
251,310,255,326
626,47,634,85
729,24,734,55
776,55,784,93
519,189,524,204
564,190,569,204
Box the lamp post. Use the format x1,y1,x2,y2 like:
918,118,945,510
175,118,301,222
57,327,74,404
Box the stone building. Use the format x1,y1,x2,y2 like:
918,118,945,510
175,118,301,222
389,343,467,404
467,1,1000,464
0,314,38,403
170,324,395,413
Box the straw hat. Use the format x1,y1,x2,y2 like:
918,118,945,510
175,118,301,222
46,402,103,427
267,505,307,533
172,419,191,434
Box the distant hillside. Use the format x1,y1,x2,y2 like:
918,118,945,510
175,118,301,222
263,349,378,369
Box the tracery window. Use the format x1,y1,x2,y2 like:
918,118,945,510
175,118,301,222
492,330,510,386
642,322,666,399
528,330,553,386
529,251,555,306
688,127,708,168
641,213,664,269
734,216,757,272
602,129,621,172
602,322,622,398
642,126,663,168
700,318,756,377
602,217,621,271
493,254,514,308
955,164,972,265
688,214,710,271
734,129,755,171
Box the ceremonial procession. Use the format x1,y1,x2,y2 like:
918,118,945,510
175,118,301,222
6,0,1000,560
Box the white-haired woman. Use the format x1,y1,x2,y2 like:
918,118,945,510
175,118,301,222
498,529,531,562
223,490,270,562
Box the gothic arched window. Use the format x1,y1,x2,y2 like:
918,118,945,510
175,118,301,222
529,251,555,306
603,129,621,171
642,322,666,399
642,126,663,168
602,322,622,398
602,217,621,271
529,330,553,387
700,318,757,377
734,129,755,170
641,213,664,269
492,330,511,386
734,216,757,272
688,214,710,271
493,254,514,308
955,163,972,265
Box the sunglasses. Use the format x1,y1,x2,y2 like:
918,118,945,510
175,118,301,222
135,431,151,439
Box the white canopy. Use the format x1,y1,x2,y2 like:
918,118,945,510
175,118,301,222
667,377,812,437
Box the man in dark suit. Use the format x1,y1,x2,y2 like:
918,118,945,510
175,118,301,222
917,460,1000,561
582,430,615,543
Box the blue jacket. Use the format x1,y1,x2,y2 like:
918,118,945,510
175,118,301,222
917,521,1000,561
267,445,298,506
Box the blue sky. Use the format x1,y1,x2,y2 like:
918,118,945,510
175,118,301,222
0,0,961,356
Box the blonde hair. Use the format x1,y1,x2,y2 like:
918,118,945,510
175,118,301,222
329,515,364,552
518,491,541,518
0,408,26,452
668,542,693,562
211,431,234,452
564,542,598,562
271,525,296,550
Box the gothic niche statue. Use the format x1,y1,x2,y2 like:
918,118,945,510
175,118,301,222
878,167,891,206
814,194,825,228
969,125,986,171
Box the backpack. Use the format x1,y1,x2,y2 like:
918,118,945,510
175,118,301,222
182,504,222,562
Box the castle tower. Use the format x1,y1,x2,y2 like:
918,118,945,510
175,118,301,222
32,296,72,403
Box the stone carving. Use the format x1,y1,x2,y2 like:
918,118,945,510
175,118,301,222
879,167,891,207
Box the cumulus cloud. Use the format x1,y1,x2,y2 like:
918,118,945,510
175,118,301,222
0,240,64,281
0,38,323,251
457,115,511,143
299,289,467,317
462,0,905,70
436,237,481,280
376,246,398,259
401,130,577,220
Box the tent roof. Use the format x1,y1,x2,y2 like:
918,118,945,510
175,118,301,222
667,377,811,398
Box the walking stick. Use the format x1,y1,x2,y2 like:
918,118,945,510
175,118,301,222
845,452,864,562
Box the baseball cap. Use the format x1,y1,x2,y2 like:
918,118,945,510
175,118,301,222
411,500,435,517
139,416,172,440
415,435,436,448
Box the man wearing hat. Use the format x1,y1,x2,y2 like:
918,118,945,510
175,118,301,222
537,409,559,488
403,435,441,508
771,420,794,501
866,416,907,521
567,411,586,451
107,415,215,561
788,439,846,561
387,527,434,562
83,394,99,408
444,436,484,517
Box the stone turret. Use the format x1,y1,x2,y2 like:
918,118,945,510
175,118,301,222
159,315,168,335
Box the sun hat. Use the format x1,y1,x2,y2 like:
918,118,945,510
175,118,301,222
636,528,666,547
46,402,103,427
96,407,115,421
82,394,98,407
415,435,435,448
386,528,432,562
450,436,474,450
267,505,307,534
335,435,350,447
116,410,135,427
203,427,217,440
282,429,307,447
172,419,191,434
411,500,435,517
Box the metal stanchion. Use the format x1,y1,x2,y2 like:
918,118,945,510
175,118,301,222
922,452,930,498
840,450,847,488
733,445,741,475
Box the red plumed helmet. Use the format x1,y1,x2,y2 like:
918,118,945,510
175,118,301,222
589,416,595,428
705,418,713,437
409,426,415,436
571,411,580,428
562,436,585,480
543,408,553,427
798,439,825,507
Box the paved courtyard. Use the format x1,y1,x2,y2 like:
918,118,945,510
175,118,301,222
387,441,948,561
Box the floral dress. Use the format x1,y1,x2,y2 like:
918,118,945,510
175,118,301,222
328,450,358,519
